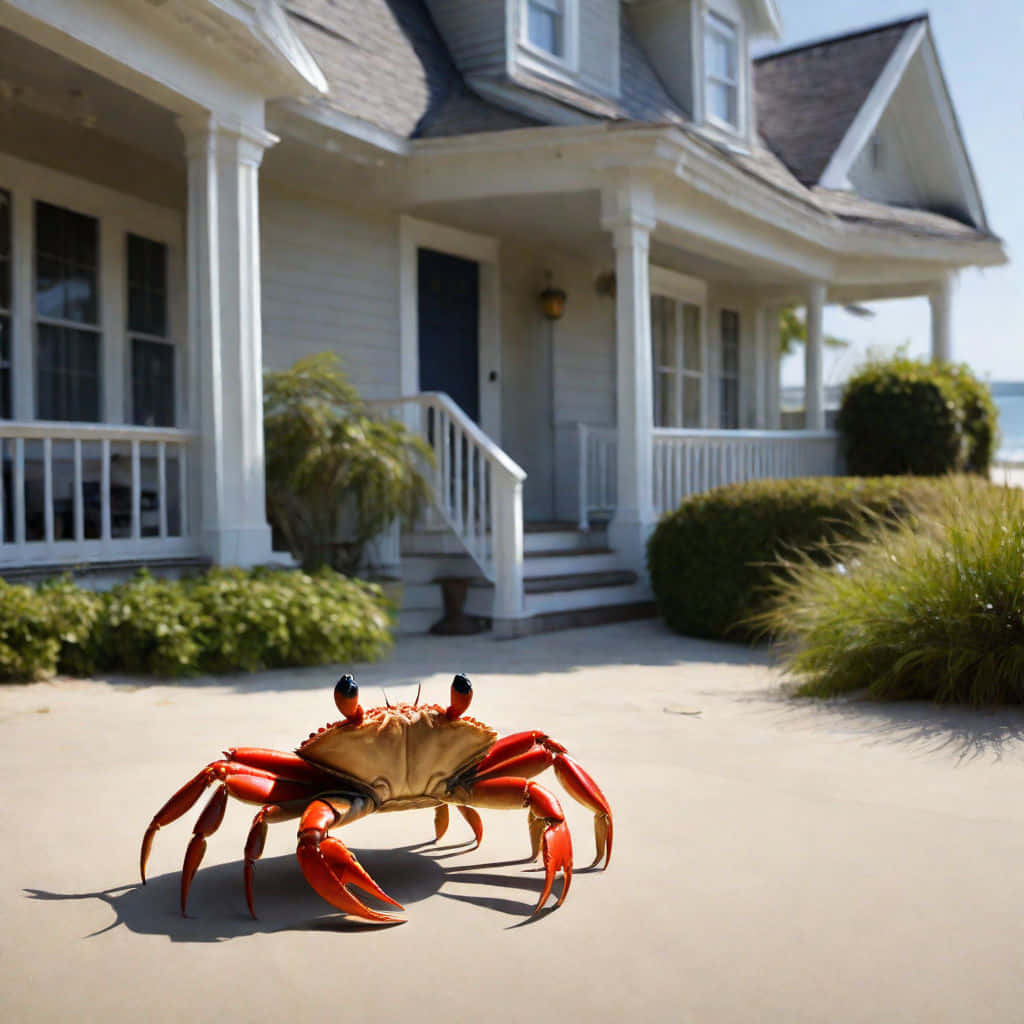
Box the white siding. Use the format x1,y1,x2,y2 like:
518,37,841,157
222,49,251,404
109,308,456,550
260,186,401,399
425,0,508,77
629,0,695,116
500,242,615,522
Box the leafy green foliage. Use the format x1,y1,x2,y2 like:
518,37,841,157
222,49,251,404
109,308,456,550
777,304,849,356
836,356,998,476
0,567,393,682
0,581,59,681
763,481,1024,705
264,354,433,574
646,476,974,641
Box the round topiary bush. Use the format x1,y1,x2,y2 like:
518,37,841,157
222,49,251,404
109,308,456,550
646,475,975,641
943,363,999,474
837,357,963,476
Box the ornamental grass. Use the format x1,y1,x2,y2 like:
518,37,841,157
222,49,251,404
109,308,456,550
761,480,1024,705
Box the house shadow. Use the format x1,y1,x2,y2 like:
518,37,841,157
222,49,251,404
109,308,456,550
23,841,557,942
88,618,775,696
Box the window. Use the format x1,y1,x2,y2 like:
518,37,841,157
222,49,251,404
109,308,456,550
705,11,739,129
526,0,566,59
0,190,10,419
127,234,174,427
35,201,101,422
652,295,703,428
719,309,740,429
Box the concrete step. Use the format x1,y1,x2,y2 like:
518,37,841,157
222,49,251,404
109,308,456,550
523,569,638,595
524,579,651,616
499,600,658,637
523,527,607,554
523,549,620,579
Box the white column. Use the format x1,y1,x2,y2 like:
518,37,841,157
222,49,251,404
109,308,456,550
804,282,826,432
930,273,954,363
180,114,278,567
602,184,656,571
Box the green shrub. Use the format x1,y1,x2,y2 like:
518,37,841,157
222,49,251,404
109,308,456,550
944,364,999,474
188,567,392,673
0,581,59,681
101,571,205,676
646,475,979,641
38,576,106,677
837,357,963,475
762,481,1024,705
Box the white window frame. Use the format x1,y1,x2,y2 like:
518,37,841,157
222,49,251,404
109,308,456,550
704,10,741,132
0,152,183,426
650,267,709,430
519,0,579,75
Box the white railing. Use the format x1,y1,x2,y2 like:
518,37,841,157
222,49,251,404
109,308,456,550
577,424,842,527
652,428,841,516
0,421,199,567
577,423,617,530
367,393,527,619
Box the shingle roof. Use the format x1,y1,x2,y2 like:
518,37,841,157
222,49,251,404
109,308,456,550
753,15,927,185
283,0,537,139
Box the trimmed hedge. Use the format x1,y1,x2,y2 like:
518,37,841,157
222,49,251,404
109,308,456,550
0,567,393,682
837,357,999,476
646,475,980,641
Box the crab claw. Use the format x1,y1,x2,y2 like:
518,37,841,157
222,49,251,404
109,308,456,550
535,818,573,915
297,839,403,924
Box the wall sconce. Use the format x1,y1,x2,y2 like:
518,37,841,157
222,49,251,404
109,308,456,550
539,271,567,321
594,270,616,299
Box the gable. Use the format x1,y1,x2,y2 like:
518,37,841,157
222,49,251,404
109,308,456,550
754,18,916,185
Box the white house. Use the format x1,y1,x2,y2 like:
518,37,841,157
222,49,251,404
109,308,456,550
0,1,1006,633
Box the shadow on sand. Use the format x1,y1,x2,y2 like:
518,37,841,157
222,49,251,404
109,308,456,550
23,841,566,942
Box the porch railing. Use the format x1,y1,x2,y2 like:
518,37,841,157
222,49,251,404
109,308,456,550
367,393,526,619
577,424,842,528
0,421,199,567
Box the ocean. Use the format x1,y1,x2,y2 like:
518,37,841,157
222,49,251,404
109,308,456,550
992,384,1024,462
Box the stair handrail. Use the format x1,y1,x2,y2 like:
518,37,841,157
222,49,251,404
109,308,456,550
366,392,526,620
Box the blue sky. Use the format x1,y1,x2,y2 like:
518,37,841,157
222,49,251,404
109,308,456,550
755,0,1023,387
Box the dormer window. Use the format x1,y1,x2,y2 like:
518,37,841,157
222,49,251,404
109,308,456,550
527,0,566,58
705,11,740,129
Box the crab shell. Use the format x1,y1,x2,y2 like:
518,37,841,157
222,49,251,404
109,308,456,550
296,703,498,810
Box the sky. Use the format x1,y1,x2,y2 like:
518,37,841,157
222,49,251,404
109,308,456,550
752,0,1024,388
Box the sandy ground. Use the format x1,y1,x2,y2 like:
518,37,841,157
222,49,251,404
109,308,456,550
4,619,1024,1023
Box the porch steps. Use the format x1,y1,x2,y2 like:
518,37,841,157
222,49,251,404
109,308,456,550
395,522,655,635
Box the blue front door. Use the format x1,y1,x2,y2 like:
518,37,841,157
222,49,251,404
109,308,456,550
418,248,479,422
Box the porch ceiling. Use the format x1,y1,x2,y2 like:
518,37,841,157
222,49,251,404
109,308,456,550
0,28,183,166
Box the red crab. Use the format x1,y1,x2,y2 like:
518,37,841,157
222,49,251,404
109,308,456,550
141,673,613,923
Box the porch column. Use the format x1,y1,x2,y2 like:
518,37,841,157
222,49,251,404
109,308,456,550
602,185,656,570
765,307,782,429
753,308,768,429
180,114,278,567
805,282,826,432
929,273,954,363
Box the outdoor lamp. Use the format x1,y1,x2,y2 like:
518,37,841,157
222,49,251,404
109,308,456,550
539,272,567,320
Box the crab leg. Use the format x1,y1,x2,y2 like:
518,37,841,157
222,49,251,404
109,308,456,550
463,778,573,915
243,803,302,919
296,799,403,924
141,760,317,886
472,733,614,869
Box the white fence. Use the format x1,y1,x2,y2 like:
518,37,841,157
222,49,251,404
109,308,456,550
0,421,198,567
367,393,527,618
578,425,842,528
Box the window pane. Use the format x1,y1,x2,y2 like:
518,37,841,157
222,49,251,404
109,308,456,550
721,310,740,373
654,369,676,428
720,378,739,429
132,338,175,427
37,324,100,422
682,303,702,371
0,316,9,419
708,81,738,125
528,3,563,55
0,189,9,311
651,295,676,368
127,234,168,337
683,375,702,428
35,202,99,326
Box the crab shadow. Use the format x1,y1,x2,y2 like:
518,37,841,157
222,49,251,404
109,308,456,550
23,841,555,941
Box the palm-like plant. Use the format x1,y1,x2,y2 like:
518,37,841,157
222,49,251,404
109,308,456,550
264,354,433,574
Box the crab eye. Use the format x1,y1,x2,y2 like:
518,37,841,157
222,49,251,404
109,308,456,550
334,674,361,720
447,673,473,720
